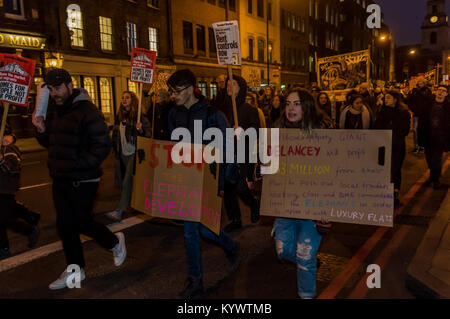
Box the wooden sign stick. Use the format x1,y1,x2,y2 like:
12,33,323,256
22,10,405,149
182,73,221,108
0,103,10,147
137,83,143,124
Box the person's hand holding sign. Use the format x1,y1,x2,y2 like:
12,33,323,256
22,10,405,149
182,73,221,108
2,135,14,146
33,115,46,133
136,122,143,134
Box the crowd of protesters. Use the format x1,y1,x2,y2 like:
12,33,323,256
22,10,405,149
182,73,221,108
1,67,449,300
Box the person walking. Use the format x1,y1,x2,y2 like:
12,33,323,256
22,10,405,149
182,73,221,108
270,88,332,299
417,85,450,190
218,75,261,232
167,69,240,299
33,69,126,290
374,91,411,208
339,94,373,129
107,91,151,222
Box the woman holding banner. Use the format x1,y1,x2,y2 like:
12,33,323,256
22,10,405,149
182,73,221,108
107,91,151,222
268,88,332,299
374,91,410,209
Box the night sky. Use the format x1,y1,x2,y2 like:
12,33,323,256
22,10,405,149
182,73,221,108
376,0,450,46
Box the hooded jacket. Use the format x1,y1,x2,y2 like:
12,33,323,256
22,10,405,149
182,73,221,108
408,86,433,117
36,88,111,181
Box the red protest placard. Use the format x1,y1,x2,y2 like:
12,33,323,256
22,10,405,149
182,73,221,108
130,48,157,84
0,54,36,107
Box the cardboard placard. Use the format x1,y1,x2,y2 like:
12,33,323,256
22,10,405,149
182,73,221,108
131,137,222,235
212,20,241,66
0,53,36,107
261,129,394,227
130,48,157,84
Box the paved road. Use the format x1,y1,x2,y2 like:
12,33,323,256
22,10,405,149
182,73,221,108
0,135,448,299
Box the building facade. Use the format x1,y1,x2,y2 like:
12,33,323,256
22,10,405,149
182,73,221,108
239,0,281,90
169,0,239,99
279,0,309,88
0,0,49,137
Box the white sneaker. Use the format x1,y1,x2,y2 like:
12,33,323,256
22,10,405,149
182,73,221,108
106,210,122,222
49,268,85,290
112,232,126,267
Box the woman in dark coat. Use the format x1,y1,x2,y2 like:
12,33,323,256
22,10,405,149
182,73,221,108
374,91,411,208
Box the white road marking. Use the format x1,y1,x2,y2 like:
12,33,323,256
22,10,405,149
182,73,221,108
19,182,52,191
0,214,153,273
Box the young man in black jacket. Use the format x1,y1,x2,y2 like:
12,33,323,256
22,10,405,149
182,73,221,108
33,69,126,289
167,69,240,299
418,85,450,189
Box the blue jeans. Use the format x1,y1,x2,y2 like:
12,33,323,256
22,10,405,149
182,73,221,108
272,218,322,298
184,221,235,279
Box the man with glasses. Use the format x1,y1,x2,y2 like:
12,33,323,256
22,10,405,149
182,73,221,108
418,85,450,189
166,69,240,299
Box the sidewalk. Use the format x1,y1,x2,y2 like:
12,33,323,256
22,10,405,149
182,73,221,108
407,189,450,298
15,137,45,153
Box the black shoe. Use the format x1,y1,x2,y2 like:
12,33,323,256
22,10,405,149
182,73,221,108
226,242,241,272
0,247,11,260
250,199,260,223
433,182,441,190
178,277,204,299
28,226,40,248
223,220,242,233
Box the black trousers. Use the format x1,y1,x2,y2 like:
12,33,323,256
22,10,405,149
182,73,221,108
52,180,118,268
223,164,256,223
391,146,406,190
0,194,34,249
425,142,444,183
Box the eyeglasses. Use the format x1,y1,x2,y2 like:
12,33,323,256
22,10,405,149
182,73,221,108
169,86,190,96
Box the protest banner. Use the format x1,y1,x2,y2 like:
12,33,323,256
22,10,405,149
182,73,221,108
212,20,241,126
0,53,36,107
131,137,222,235
260,129,394,227
0,53,36,146
130,47,157,123
317,50,370,101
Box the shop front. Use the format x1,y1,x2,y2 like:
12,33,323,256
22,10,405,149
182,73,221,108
0,29,46,138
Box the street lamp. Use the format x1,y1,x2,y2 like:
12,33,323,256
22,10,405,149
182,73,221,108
45,52,64,69
409,49,416,55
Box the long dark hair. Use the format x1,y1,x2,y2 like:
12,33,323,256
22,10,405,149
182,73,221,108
117,91,139,122
383,90,408,111
281,88,330,133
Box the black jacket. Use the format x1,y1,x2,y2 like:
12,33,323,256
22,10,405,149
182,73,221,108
147,100,175,141
407,87,433,117
417,99,450,150
374,104,411,152
36,89,111,181
0,144,21,194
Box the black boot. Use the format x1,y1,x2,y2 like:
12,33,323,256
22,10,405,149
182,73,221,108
179,277,204,299
223,220,242,233
250,199,260,223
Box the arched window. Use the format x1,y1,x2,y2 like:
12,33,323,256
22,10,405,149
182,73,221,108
430,32,437,45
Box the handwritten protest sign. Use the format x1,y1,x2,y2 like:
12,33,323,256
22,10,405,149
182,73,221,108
318,50,369,92
0,53,36,107
212,21,241,66
131,137,222,235
261,129,394,227
130,48,157,84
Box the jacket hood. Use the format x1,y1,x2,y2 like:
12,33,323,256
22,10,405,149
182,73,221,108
73,88,93,104
225,74,247,107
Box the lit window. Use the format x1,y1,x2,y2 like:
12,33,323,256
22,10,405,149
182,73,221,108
100,77,113,125
4,0,25,20
126,22,137,53
99,16,113,51
83,77,97,105
127,79,138,94
149,27,159,55
71,76,79,89
67,5,84,47
198,81,207,97
210,82,218,99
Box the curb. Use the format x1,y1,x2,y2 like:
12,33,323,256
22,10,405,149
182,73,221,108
406,189,450,298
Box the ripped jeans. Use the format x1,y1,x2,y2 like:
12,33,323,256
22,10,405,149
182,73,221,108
272,218,322,299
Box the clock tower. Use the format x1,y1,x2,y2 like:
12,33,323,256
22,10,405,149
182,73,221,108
421,0,449,51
